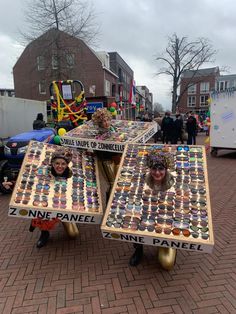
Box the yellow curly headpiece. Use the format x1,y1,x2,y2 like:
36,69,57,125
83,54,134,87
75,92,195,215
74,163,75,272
92,108,112,126
146,150,174,170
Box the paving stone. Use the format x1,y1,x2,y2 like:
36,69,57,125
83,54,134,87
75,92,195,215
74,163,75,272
0,134,235,313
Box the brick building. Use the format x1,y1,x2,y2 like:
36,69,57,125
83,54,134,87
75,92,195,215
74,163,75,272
108,52,133,102
13,29,117,106
108,52,134,119
178,67,220,114
136,86,153,113
215,74,236,91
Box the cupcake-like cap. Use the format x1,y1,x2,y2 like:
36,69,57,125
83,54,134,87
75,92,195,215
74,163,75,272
146,150,174,170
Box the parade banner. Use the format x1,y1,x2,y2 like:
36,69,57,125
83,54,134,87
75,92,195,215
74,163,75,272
61,120,158,152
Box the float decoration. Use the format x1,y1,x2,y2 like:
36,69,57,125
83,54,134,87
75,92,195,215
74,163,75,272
60,118,158,153
50,80,87,127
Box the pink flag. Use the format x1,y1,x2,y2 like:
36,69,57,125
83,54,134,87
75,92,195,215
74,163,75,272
129,79,136,105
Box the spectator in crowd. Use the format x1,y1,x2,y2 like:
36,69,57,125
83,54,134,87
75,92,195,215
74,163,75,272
143,109,150,122
186,111,197,145
173,114,184,144
154,113,163,143
161,111,174,144
33,113,46,130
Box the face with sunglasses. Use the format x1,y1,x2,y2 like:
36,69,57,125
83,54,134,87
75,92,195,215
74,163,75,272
149,163,166,183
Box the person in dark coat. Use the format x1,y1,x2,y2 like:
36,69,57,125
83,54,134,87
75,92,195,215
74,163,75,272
173,114,184,144
33,113,46,130
161,111,174,144
186,111,197,145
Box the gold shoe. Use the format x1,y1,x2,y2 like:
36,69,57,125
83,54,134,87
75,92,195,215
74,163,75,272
62,222,79,238
157,248,177,270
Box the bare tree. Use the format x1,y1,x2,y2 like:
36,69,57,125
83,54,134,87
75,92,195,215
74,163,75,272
18,0,100,83
155,34,217,113
153,102,164,114
21,0,100,46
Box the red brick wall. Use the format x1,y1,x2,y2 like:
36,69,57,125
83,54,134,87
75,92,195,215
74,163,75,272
13,30,116,101
178,75,216,113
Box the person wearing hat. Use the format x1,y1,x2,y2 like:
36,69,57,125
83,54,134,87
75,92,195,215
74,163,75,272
32,148,75,248
129,150,174,267
145,151,174,192
50,148,73,179
92,108,116,133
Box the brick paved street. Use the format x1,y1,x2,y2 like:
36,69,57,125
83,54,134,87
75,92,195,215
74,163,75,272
0,134,235,314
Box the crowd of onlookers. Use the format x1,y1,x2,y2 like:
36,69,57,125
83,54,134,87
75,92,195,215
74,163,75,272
137,110,199,145
155,111,197,145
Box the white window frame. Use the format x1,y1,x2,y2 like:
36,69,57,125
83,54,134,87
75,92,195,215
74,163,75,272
66,53,75,68
39,80,46,94
52,55,59,70
187,96,196,107
200,95,209,107
187,84,196,94
217,81,228,91
200,82,209,93
37,56,45,70
105,80,111,96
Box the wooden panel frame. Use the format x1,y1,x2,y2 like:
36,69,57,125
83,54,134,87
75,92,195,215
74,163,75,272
8,141,103,224
101,143,214,253
60,120,158,152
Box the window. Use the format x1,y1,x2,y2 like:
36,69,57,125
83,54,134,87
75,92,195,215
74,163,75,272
187,96,196,107
200,82,209,93
89,85,96,95
200,95,209,106
39,80,46,94
187,84,196,94
105,80,110,96
217,81,228,91
112,84,116,97
66,53,75,68
37,56,45,70
118,68,122,82
52,55,59,69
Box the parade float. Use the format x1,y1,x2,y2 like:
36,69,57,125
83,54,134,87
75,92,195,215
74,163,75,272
49,80,87,130
210,88,236,156
60,108,158,196
101,143,214,270
8,141,102,237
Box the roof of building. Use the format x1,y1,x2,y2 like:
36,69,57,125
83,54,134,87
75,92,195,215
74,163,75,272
217,74,236,80
182,66,220,78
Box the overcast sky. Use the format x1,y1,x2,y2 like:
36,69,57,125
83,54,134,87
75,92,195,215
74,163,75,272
1,0,236,109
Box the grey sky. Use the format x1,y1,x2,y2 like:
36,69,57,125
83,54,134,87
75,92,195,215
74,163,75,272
1,0,236,109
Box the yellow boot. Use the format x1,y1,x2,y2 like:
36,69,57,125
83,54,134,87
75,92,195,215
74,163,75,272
157,248,177,270
62,222,79,238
